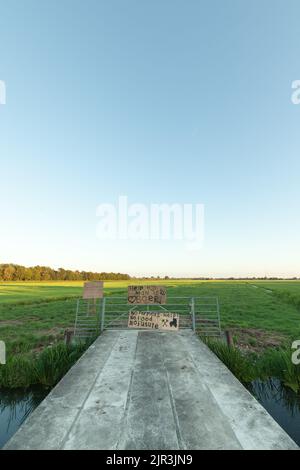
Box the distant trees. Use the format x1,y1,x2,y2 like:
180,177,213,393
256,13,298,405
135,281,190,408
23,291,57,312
0,264,131,282
0,265,297,282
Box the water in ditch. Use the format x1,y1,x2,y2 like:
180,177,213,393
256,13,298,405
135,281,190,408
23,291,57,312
0,387,47,448
247,378,300,446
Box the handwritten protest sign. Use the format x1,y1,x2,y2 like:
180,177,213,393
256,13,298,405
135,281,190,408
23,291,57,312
127,286,167,305
128,311,179,331
156,312,179,331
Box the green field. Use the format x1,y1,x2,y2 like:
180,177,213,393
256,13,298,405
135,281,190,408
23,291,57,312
0,280,300,356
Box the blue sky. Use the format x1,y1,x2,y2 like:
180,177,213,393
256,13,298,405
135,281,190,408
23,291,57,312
0,0,300,277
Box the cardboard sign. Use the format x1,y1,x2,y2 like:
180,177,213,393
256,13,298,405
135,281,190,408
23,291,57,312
128,311,158,330
157,312,179,331
128,311,179,331
83,281,104,299
127,286,167,305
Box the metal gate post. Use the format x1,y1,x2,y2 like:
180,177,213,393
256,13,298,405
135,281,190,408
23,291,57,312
191,297,196,331
74,299,80,337
216,297,221,335
100,297,106,332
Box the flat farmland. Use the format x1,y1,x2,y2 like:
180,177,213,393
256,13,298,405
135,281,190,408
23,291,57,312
0,280,300,355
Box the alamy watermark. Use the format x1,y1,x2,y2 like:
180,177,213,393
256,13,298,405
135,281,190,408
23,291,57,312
0,341,6,365
291,80,300,104
0,80,6,105
96,196,204,250
292,340,300,365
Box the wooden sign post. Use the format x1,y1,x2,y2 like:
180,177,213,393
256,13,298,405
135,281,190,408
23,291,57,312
127,286,167,305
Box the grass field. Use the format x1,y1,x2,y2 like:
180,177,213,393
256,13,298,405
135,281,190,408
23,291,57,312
0,279,300,389
0,280,300,356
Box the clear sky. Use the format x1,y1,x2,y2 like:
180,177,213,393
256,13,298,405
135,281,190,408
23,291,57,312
0,0,300,277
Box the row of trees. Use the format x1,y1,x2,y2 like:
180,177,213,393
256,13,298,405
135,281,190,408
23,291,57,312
0,264,131,281
1,265,298,282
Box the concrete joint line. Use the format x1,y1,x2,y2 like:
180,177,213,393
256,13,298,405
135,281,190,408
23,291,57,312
115,334,139,449
160,336,185,450
60,332,121,449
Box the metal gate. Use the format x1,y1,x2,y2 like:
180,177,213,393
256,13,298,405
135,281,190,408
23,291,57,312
104,296,193,330
73,298,104,339
193,297,221,337
74,296,221,339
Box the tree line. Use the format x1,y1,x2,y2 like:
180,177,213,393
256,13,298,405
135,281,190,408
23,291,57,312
0,264,298,281
0,264,131,281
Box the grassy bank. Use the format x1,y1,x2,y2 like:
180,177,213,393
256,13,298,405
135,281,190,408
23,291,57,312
0,340,93,389
204,338,300,394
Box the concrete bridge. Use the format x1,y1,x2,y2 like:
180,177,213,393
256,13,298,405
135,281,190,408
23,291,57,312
4,330,298,450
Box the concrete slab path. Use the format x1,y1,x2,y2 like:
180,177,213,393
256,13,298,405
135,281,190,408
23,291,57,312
4,330,299,450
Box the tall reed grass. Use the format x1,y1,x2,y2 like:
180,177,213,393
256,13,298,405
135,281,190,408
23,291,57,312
0,340,93,389
203,337,300,394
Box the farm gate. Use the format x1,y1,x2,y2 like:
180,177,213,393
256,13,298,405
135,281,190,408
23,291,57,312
74,296,221,339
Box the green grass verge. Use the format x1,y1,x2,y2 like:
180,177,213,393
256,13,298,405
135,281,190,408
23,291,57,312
0,340,93,389
204,337,300,394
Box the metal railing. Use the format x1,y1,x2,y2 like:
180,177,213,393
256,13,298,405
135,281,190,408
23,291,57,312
74,296,221,338
193,296,221,337
73,298,103,339
103,296,193,330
